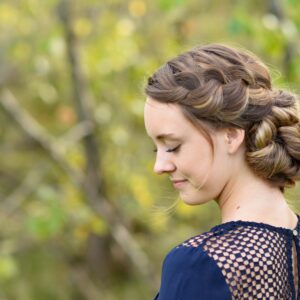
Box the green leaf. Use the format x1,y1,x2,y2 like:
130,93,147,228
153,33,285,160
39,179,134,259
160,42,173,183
157,0,184,12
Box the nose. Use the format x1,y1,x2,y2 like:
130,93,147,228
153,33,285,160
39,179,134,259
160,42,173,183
153,153,175,175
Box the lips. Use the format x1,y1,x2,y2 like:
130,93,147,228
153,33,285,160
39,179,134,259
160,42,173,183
171,179,188,188
171,179,187,183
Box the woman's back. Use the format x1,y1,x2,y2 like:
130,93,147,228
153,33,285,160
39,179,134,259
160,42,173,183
155,216,300,300
155,214,300,299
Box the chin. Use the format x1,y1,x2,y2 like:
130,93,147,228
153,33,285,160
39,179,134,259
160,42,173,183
180,196,202,206
180,193,204,206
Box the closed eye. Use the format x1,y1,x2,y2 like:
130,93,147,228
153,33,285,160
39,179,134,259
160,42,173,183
153,145,181,153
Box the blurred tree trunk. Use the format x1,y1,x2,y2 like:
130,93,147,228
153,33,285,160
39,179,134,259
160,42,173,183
57,0,122,279
268,0,296,79
57,1,156,286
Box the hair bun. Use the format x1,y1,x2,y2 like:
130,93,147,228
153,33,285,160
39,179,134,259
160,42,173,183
246,89,300,189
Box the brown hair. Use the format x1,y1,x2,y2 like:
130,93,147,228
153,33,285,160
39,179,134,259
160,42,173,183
145,44,300,192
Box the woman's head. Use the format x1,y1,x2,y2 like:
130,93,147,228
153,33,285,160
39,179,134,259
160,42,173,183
144,44,300,194
144,97,246,205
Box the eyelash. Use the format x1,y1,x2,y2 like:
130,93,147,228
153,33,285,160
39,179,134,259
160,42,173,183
153,145,181,153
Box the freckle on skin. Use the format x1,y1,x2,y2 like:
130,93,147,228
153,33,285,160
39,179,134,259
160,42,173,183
236,206,240,210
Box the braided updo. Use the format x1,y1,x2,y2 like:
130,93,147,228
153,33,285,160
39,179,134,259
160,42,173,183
145,44,300,192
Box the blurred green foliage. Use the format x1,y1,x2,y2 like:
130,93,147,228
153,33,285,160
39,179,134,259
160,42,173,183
0,0,300,299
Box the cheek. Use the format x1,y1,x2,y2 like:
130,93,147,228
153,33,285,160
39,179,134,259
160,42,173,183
180,147,213,176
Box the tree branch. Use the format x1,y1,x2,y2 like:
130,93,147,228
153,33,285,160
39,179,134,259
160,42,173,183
0,89,156,286
2,161,50,216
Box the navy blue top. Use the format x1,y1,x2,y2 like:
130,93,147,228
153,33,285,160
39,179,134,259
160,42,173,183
154,214,300,299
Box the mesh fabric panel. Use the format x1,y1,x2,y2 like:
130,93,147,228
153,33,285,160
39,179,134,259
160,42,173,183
178,225,293,300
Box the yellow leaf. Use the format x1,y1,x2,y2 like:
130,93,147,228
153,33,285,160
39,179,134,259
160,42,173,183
74,18,92,37
0,4,18,26
130,175,153,207
176,200,195,217
0,255,18,280
150,210,168,233
89,215,108,235
128,0,146,17
117,18,135,37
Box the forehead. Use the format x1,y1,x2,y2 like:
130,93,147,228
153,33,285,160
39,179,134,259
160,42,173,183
144,98,191,138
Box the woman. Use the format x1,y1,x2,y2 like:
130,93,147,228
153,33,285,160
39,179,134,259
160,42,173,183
144,44,300,299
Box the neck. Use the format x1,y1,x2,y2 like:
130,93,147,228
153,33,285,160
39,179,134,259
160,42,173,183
215,167,297,229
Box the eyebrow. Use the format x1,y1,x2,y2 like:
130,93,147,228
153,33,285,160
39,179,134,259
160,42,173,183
155,133,180,140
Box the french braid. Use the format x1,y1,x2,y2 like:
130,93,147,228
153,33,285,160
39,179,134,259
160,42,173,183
145,44,300,191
